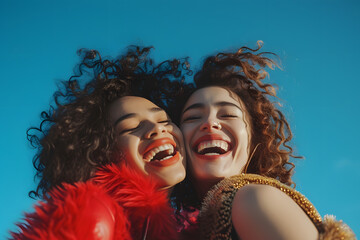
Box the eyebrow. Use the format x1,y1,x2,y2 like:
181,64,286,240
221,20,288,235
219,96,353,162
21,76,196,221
182,101,242,114
113,107,164,126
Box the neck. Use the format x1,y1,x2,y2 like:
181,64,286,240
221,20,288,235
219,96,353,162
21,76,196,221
192,177,223,202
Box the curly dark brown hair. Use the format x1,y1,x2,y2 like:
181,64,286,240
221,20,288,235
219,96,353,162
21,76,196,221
172,42,300,189
27,46,191,199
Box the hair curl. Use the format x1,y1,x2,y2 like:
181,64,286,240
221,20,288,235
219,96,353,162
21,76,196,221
172,42,300,189
28,46,191,199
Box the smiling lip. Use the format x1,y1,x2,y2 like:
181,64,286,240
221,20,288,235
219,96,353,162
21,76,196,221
192,134,231,160
143,138,180,167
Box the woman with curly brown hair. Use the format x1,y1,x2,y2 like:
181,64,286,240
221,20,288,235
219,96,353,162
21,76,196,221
12,46,191,239
27,46,191,199
175,42,355,239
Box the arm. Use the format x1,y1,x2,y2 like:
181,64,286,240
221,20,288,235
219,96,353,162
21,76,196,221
231,184,319,240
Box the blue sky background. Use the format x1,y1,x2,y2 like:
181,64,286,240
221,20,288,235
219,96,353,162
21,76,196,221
1,0,359,237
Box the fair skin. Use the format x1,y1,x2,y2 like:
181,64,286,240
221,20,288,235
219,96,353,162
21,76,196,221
181,86,251,198
108,96,186,188
181,86,318,240
232,184,319,240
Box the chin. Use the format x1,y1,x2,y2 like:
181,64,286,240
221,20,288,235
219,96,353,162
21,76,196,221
158,171,186,189
193,171,223,182
170,171,186,185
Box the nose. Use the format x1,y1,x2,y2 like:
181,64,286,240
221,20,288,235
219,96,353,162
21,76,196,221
200,118,222,131
145,121,167,139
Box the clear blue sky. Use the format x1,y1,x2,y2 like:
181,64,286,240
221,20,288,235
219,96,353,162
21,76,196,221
1,0,359,237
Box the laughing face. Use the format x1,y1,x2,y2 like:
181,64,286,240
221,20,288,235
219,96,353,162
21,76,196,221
181,86,251,182
108,96,186,188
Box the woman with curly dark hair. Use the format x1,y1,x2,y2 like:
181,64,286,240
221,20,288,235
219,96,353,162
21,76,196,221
12,46,191,239
175,42,355,239
27,46,191,199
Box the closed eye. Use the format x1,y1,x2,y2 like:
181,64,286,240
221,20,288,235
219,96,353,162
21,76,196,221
119,127,138,134
221,114,238,118
181,116,201,122
158,119,171,124
119,124,141,134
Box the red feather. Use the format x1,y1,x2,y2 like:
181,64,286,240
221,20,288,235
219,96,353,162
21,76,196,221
93,164,179,240
11,164,178,240
11,182,131,240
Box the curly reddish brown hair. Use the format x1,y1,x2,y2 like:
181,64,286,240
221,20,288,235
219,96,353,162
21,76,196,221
172,42,300,188
28,46,191,199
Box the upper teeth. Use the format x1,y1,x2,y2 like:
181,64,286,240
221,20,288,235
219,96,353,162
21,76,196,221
144,144,174,162
197,140,229,153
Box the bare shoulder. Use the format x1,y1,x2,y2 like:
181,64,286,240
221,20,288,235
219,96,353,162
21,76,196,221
231,184,318,240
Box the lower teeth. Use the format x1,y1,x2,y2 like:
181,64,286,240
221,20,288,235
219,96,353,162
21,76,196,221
159,155,172,161
204,153,220,155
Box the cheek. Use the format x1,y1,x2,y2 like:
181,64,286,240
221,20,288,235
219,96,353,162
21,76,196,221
171,126,183,142
237,128,249,141
116,136,131,152
115,136,139,163
180,129,192,152
181,125,195,142
234,128,251,158
233,121,250,140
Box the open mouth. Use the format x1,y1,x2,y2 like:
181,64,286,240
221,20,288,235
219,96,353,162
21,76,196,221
194,140,231,156
144,144,177,162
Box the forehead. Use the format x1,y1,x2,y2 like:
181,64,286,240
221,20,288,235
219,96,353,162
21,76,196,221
185,86,242,108
108,96,162,121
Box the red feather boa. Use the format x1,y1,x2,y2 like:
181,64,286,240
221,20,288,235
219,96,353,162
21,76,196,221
93,164,178,240
11,164,178,240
